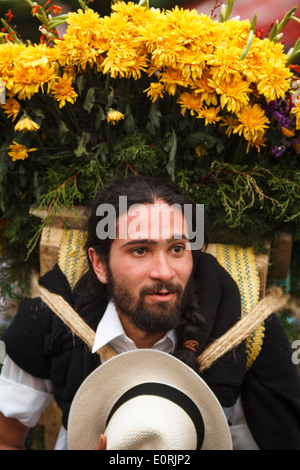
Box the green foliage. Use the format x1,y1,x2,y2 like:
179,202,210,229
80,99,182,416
0,0,299,308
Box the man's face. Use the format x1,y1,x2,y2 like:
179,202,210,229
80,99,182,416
91,200,194,334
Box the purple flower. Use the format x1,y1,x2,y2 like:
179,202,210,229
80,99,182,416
272,146,284,157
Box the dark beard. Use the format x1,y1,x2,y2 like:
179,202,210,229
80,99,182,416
106,266,189,334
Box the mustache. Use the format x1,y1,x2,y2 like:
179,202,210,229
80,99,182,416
140,282,183,296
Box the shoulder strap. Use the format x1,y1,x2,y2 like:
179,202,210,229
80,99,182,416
37,282,117,362
36,282,287,372
213,243,265,370
197,287,287,372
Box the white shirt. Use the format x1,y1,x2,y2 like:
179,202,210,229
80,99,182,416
0,301,258,450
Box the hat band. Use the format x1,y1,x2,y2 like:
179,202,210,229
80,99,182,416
106,382,205,450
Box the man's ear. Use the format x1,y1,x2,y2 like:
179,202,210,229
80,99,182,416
88,248,108,284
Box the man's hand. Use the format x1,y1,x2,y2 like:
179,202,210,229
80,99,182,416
94,434,107,450
0,412,29,450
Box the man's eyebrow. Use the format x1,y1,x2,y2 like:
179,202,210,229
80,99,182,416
120,235,189,248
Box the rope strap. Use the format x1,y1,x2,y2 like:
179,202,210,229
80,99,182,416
197,286,287,372
37,283,288,372
37,283,117,362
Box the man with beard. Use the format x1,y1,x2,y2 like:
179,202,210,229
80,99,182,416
0,176,299,450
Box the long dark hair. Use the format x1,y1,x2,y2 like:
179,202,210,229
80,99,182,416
76,175,206,372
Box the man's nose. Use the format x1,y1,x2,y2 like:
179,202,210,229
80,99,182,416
149,252,175,282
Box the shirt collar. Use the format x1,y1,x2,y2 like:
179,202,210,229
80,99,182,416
92,301,177,355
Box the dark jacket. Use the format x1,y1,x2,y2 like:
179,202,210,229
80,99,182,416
2,254,300,449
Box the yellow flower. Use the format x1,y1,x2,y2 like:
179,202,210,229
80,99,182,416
207,45,244,84
233,103,270,144
177,91,203,116
1,98,20,121
8,142,37,161
192,69,218,106
0,43,26,90
177,49,206,81
220,114,240,137
144,82,164,102
197,106,222,126
281,127,295,138
51,75,78,108
209,73,251,114
195,144,207,157
221,18,251,47
159,67,192,96
107,108,125,125
63,8,103,43
10,44,58,100
257,59,292,102
245,132,267,153
14,115,40,132
291,101,300,130
101,46,147,79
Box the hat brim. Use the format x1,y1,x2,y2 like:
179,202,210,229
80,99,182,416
67,349,232,450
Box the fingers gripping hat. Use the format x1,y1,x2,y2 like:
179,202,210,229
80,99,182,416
67,350,232,450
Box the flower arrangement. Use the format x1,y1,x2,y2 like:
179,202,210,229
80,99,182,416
0,0,299,297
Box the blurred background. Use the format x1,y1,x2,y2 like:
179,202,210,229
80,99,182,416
0,0,299,52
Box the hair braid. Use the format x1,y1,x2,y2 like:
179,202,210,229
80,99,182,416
173,273,205,373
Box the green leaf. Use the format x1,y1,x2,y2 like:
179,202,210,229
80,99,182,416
165,128,177,182
74,131,91,157
84,88,96,113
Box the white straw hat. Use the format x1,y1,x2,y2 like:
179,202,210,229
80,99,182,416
67,349,232,450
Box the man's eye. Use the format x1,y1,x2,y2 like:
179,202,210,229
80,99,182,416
132,247,147,256
171,245,185,254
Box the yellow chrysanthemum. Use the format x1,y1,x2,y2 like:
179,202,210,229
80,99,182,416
245,131,267,153
257,59,292,102
0,43,26,89
144,82,164,102
8,142,37,161
14,115,40,132
107,108,125,125
177,49,207,81
207,45,244,84
209,73,251,114
1,98,20,121
220,114,240,137
62,66,77,82
291,101,300,130
63,8,103,43
101,45,148,79
159,67,192,96
177,91,203,116
192,69,218,106
233,103,270,144
221,18,251,48
164,6,222,57
281,127,295,138
197,106,222,126
51,75,78,108
111,0,157,24
10,44,58,100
